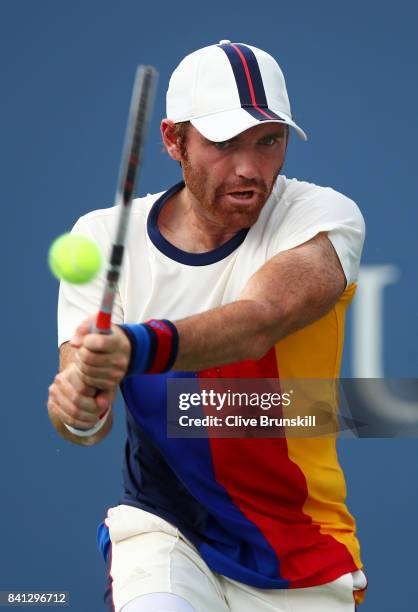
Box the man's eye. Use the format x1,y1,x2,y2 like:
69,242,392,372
260,136,280,145
214,140,232,150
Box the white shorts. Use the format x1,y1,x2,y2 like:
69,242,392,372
104,505,367,612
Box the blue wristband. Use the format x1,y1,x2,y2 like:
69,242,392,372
119,320,178,376
119,323,152,375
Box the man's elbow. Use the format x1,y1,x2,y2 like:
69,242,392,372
244,303,290,360
246,297,328,360
247,334,274,361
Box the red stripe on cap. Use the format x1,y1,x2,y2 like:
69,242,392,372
146,319,174,373
231,43,276,120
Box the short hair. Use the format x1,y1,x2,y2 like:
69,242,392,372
173,121,191,159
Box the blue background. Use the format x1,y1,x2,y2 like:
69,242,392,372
1,0,417,609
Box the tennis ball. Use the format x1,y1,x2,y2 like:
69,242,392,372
48,233,102,284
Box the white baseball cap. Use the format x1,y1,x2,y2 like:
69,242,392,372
166,40,307,142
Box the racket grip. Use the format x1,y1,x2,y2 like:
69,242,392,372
90,315,113,405
93,310,112,334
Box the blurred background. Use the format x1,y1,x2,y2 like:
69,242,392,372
1,0,416,609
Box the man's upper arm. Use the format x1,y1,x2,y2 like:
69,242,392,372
267,184,365,288
240,233,346,339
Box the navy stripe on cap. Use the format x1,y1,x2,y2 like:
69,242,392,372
218,43,285,123
244,106,283,122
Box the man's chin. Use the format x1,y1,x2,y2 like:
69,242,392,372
223,195,266,226
222,205,263,229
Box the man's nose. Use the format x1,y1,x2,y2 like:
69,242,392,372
233,152,261,180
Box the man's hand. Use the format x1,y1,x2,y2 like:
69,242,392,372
48,362,113,431
70,317,131,391
47,316,129,445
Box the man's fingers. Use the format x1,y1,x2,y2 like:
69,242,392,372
96,391,115,416
66,363,97,397
70,316,96,348
49,372,112,427
74,356,123,390
75,346,129,391
48,359,115,432
55,374,101,415
48,385,99,428
49,399,98,429
77,346,127,368
82,333,119,353
79,374,118,391
68,323,131,391
82,326,131,357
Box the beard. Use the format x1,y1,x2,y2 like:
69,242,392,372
181,155,283,229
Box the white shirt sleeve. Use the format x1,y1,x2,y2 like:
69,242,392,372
269,180,366,285
57,214,124,347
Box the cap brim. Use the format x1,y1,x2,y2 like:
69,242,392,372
191,107,307,142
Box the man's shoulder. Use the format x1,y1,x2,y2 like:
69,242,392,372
76,191,164,226
71,190,166,238
272,175,364,224
276,175,357,206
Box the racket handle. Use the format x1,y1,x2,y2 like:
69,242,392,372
90,317,113,401
93,310,112,334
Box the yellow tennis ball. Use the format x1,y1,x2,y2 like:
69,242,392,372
48,233,102,284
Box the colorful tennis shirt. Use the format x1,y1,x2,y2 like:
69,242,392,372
58,175,366,599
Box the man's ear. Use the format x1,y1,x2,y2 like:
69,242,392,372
161,119,182,161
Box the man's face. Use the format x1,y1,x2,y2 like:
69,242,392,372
179,123,288,229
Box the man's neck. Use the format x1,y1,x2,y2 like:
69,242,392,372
157,185,242,253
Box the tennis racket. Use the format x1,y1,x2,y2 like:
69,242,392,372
94,64,158,334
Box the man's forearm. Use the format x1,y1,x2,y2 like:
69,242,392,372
173,299,278,371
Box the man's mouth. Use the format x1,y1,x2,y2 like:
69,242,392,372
228,190,255,199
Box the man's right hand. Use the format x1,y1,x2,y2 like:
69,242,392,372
47,362,114,431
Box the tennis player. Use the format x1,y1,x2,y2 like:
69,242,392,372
48,41,368,611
